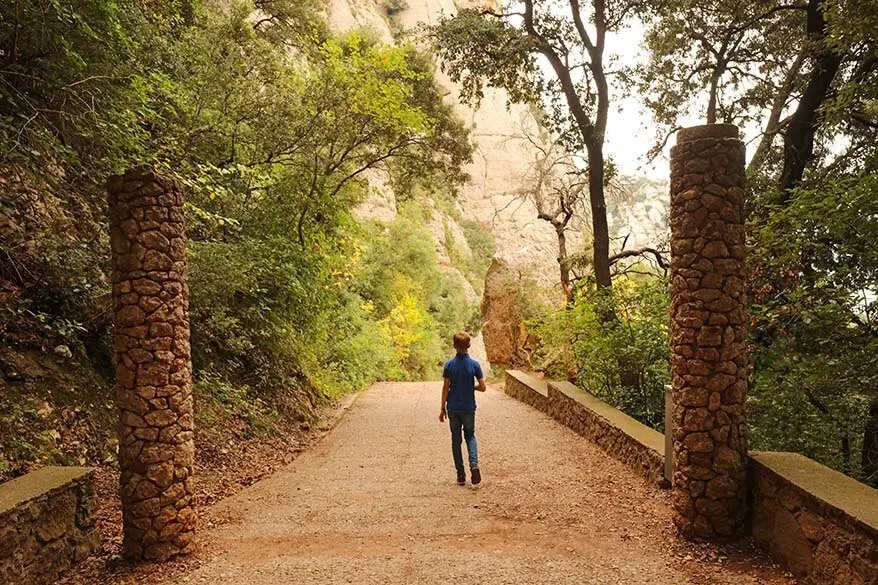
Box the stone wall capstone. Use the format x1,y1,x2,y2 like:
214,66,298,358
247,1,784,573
504,370,549,412
669,124,749,539
107,167,196,561
0,467,98,584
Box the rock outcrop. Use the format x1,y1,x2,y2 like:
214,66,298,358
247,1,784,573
480,258,536,367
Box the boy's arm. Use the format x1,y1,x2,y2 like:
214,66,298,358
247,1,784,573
475,362,486,392
439,378,450,422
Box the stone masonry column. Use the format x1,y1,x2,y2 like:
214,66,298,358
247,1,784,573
669,124,748,539
108,167,196,561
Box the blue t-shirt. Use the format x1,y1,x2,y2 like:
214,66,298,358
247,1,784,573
443,353,484,412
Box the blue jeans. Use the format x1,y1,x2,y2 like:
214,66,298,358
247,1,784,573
448,411,478,474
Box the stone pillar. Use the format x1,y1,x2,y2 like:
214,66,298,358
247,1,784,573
669,124,748,539
107,167,196,561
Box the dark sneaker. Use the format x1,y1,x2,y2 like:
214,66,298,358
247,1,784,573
457,473,466,486
471,467,481,485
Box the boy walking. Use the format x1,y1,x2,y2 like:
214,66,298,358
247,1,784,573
439,332,486,486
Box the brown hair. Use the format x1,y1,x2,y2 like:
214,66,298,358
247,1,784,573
452,332,471,351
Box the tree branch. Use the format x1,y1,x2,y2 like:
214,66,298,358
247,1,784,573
608,247,669,269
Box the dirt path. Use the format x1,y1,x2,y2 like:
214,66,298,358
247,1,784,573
154,382,793,585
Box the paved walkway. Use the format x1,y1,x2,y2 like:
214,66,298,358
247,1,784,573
178,383,792,585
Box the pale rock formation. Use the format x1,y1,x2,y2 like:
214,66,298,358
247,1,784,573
422,199,471,265
329,0,568,289
327,0,394,42
609,178,671,250
468,332,490,372
355,170,398,223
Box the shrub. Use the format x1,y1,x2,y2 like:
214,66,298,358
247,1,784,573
532,276,670,429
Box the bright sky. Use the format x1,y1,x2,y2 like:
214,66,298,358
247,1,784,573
605,22,663,178
603,21,700,179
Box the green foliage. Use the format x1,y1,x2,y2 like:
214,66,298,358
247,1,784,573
749,174,878,480
379,288,444,380
0,396,64,473
357,201,473,379
195,371,278,435
636,0,802,129
358,202,441,314
637,0,878,176
533,277,671,429
426,9,540,107
177,11,472,399
532,168,878,482
0,0,473,437
380,0,409,37
457,218,496,296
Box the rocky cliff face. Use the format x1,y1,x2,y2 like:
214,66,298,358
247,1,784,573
328,0,573,368
326,0,568,369
609,177,670,250
328,0,568,291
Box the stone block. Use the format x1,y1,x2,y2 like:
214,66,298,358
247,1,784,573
0,467,98,584
750,452,878,585
771,507,814,577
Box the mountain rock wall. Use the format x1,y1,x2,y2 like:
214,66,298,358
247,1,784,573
328,0,567,291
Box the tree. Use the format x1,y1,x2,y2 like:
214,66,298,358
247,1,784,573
638,0,805,129
638,0,878,482
637,0,878,188
778,0,844,196
428,0,647,293
636,0,807,166
0,0,477,483
515,126,589,303
749,174,878,480
515,130,667,302
169,6,474,391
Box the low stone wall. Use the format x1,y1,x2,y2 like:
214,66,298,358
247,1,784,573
0,466,99,584
504,370,548,412
504,371,665,485
750,452,877,585
547,381,666,485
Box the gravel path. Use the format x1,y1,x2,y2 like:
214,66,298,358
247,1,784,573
171,382,794,585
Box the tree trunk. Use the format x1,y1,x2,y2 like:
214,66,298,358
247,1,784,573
779,0,843,198
524,0,612,292
841,431,852,476
863,395,878,486
587,141,612,292
706,69,721,124
557,227,573,303
748,51,807,175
